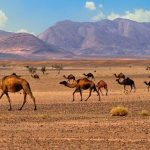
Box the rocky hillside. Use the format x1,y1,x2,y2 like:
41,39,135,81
38,18,150,57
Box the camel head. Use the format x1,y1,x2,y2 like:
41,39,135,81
59,81,68,86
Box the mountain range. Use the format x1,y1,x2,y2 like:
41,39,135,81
0,18,150,59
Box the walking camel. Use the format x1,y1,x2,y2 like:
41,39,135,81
59,78,100,101
116,77,136,93
96,80,108,96
144,81,150,92
114,73,125,79
0,74,36,111
83,73,95,80
63,74,75,82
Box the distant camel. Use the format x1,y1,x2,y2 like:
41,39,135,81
114,73,125,79
0,75,36,111
96,80,108,96
31,74,40,79
116,77,136,93
63,74,75,82
83,73,95,80
41,66,46,74
59,78,100,101
144,81,150,92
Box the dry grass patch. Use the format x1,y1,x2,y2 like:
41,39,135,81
139,110,149,116
110,106,128,116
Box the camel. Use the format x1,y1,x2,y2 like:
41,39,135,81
116,77,136,93
59,78,100,101
41,66,46,74
63,74,75,82
144,81,150,92
96,80,108,96
31,74,40,79
83,73,95,80
0,75,36,111
114,73,125,79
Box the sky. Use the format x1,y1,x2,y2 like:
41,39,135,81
0,0,150,35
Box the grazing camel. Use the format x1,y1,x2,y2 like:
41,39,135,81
59,78,100,101
116,77,136,93
63,74,75,82
31,74,40,79
114,73,125,79
96,80,108,96
83,73,95,80
0,75,36,111
144,81,150,92
11,73,21,78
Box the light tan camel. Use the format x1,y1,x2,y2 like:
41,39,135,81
59,78,100,101
96,80,108,96
0,74,36,111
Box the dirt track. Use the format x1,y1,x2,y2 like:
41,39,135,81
0,60,150,150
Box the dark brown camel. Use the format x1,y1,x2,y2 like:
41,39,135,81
144,81,150,92
59,78,100,101
96,80,108,96
63,74,75,82
114,73,125,79
0,75,36,111
116,77,136,93
41,66,46,74
83,73,95,80
31,74,40,79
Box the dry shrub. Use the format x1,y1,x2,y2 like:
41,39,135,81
139,110,149,116
110,106,128,116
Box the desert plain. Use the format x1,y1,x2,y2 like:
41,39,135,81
0,59,149,150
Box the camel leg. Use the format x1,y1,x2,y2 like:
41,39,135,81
99,88,104,96
73,88,78,101
79,89,83,101
85,89,92,101
19,91,27,110
29,93,37,110
0,92,4,99
105,87,108,96
133,84,136,92
130,85,133,92
148,86,150,92
95,88,100,101
5,93,12,111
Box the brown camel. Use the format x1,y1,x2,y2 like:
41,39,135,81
59,78,100,101
83,73,95,80
114,73,125,79
0,75,36,111
144,81,150,92
31,74,40,79
63,74,75,82
96,80,108,96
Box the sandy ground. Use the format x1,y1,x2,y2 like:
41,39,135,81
0,60,150,150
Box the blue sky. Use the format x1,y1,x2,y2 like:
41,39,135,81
0,0,150,35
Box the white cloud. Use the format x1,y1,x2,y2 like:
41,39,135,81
16,29,35,35
85,1,96,10
107,9,150,22
0,10,8,27
92,11,105,21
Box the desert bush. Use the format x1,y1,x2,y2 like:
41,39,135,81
139,110,149,116
110,106,128,116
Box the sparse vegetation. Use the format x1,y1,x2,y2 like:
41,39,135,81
110,106,128,116
139,110,149,116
